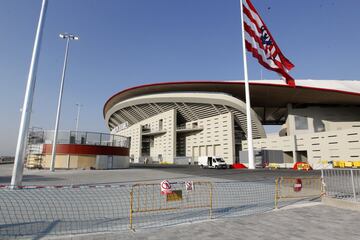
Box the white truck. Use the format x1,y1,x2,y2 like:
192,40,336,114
198,156,227,169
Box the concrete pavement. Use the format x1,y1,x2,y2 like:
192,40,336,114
0,164,320,186
55,204,360,240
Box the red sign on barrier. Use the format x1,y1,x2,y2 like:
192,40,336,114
185,181,194,191
293,178,302,192
160,180,172,195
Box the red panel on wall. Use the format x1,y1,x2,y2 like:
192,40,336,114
42,144,129,156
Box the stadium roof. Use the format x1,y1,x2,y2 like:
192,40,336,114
104,80,360,117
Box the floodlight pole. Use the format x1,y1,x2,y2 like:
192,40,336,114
75,103,82,132
240,0,255,169
10,0,48,188
50,33,79,172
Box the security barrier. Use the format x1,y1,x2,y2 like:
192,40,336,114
274,177,324,209
321,169,360,201
267,163,280,169
332,161,360,169
0,181,276,238
129,181,213,230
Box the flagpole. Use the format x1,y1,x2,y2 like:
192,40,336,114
239,0,255,169
10,0,48,188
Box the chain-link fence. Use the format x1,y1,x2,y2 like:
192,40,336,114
322,169,360,202
0,181,277,238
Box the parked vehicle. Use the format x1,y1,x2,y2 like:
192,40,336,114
198,156,227,169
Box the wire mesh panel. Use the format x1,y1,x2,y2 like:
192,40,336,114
0,185,131,238
130,181,212,230
212,181,275,218
275,177,324,208
0,180,277,238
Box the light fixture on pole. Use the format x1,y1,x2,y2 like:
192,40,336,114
50,33,79,172
11,0,48,188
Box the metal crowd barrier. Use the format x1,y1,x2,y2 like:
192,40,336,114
0,181,275,238
130,181,213,230
0,177,327,238
321,169,360,202
275,177,324,209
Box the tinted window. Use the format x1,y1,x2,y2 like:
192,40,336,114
295,116,308,130
314,119,325,132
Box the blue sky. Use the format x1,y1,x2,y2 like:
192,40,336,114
1,0,360,155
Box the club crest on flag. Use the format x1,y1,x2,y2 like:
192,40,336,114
242,0,295,86
260,26,272,47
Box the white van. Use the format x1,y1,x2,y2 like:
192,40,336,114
198,156,227,169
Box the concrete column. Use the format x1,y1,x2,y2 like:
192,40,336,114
293,134,298,163
230,113,236,164
171,109,177,163
67,155,71,169
287,103,294,136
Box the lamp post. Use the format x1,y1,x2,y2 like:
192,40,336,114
75,103,82,132
50,33,79,172
11,0,48,188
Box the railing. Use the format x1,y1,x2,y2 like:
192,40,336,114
321,169,360,202
28,130,130,148
141,128,151,133
176,125,203,131
0,157,14,164
141,128,166,135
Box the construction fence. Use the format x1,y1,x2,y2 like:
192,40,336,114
275,177,324,209
0,178,324,238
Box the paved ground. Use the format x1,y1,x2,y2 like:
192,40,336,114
0,164,320,186
50,204,360,240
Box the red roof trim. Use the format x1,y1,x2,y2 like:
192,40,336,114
103,80,360,116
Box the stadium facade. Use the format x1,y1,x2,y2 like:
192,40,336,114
103,80,360,169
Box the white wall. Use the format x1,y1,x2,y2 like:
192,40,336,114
185,112,235,164
286,106,360,136
117,109,176,163
244,128,360,169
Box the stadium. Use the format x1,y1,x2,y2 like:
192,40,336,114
103,80,360,169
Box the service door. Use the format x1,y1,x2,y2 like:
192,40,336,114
192,146,199,162
206,145,213,156
200,146,206,156
214,145,221,156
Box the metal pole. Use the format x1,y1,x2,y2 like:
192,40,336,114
350,170,357,201
240,0,255,169
274,178,279,209
75,103,82,132
50,38,70,172
11,0,48,188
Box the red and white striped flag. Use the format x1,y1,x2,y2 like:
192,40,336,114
242,0,295,86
